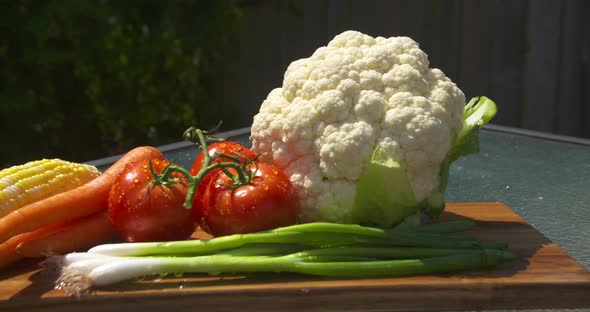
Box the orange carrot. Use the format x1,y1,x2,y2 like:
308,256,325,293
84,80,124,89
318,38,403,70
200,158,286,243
0,222,63,269
0,234,25,269
16,211,117,258
0,146,163,244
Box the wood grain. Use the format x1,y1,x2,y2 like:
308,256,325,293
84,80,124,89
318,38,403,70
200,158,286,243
0,202,589,312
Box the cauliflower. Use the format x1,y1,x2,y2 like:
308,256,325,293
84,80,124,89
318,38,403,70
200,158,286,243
250,30,496,227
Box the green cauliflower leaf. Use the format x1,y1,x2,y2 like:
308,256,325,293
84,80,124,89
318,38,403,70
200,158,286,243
352,96,497,227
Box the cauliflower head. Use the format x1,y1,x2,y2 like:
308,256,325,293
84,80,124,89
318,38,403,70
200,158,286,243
250,30,495,227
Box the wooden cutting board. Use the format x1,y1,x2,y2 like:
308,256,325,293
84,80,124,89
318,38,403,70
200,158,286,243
0,202,589,312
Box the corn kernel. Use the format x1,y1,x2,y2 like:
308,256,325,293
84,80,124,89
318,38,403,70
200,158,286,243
0,159,101,218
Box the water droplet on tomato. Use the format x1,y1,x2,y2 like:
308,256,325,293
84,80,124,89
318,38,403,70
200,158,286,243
272,169,278,175
133,178,139,183
262,184,269,191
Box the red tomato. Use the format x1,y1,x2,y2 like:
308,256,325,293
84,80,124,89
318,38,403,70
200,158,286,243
189,141,257,223
108,158,196,242
202,163,300,236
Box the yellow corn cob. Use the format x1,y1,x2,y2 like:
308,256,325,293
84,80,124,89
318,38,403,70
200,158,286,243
0,159,101,218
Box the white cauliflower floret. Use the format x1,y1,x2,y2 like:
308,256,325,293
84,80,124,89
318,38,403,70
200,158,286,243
250,30,466,224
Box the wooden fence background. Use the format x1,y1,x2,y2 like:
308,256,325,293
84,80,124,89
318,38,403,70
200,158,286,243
218,0,590,139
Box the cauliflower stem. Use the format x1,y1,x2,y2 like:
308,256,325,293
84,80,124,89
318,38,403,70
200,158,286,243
352,145,418,227
353,96,497,227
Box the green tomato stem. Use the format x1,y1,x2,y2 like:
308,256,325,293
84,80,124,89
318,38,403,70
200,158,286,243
164,161,246,209
153,126,255,209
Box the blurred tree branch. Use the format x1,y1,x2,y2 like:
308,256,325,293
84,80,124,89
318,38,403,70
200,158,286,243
0,0,241,167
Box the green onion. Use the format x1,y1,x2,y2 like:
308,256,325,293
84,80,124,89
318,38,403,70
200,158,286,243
52,221,515,295
87,222,485,257
87,231,388,257
292,250,513,277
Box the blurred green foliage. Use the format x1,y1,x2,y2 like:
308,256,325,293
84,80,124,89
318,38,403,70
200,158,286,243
0,0,241,167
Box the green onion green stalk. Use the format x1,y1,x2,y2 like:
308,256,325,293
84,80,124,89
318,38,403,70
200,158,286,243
50,221,516,295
